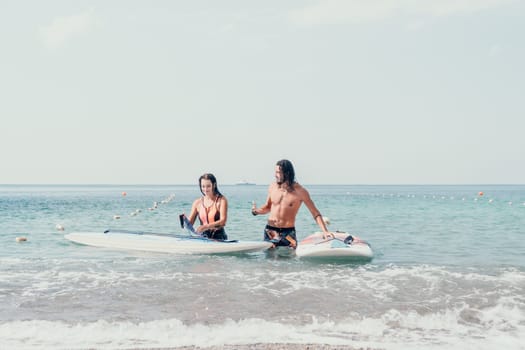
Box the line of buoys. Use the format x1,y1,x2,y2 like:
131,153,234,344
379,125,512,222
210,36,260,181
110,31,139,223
115,193,175,220
353,192,524,208
129,208,142,216
16,236,27,242
148,201,159,211
53,192,176,228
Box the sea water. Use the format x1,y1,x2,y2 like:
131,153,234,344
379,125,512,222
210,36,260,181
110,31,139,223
1,184,524,349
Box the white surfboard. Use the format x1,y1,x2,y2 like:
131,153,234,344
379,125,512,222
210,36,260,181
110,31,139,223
65,230,272,255
296,232,373,260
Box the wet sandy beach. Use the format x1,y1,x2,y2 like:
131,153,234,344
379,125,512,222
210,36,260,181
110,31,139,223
132,344,377,350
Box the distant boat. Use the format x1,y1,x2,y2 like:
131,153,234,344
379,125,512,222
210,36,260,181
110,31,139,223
235,180,256,185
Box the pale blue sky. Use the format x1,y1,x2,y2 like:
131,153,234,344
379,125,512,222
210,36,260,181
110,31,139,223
1,0,524,185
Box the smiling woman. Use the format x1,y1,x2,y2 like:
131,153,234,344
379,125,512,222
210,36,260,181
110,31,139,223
185,173,229,240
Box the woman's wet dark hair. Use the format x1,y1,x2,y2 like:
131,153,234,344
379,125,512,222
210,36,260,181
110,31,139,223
199,173,222,197
276,159,295,191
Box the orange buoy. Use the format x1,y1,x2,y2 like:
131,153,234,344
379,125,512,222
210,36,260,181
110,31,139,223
478,191,484,196
122,192,127,197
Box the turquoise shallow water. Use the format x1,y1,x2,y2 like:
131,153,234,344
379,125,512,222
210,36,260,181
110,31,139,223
1,184,524,349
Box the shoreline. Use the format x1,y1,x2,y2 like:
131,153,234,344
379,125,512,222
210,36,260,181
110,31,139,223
128,344,377,350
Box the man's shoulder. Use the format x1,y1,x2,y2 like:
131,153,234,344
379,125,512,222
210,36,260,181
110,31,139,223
292,183,309,195
268,182,279,190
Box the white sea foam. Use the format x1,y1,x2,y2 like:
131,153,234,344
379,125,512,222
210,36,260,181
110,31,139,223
4,261,523,307
1,300,524,350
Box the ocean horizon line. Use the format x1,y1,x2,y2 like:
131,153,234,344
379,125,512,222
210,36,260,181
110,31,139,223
1,183,524,187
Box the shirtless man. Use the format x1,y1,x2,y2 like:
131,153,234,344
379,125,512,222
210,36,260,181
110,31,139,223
251,159,333,248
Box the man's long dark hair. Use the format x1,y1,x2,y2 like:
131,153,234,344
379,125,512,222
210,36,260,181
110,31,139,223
199,173,222,197
276,159,296,191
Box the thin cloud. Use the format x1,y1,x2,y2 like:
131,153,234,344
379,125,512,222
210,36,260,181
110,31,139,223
489,44,503,57
289,0,518,25
39,10,95,49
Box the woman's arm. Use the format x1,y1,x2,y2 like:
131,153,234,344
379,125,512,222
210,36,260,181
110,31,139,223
187,199,199,225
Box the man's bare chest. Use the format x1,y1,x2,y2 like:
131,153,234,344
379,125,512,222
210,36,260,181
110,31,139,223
271,191,300,208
